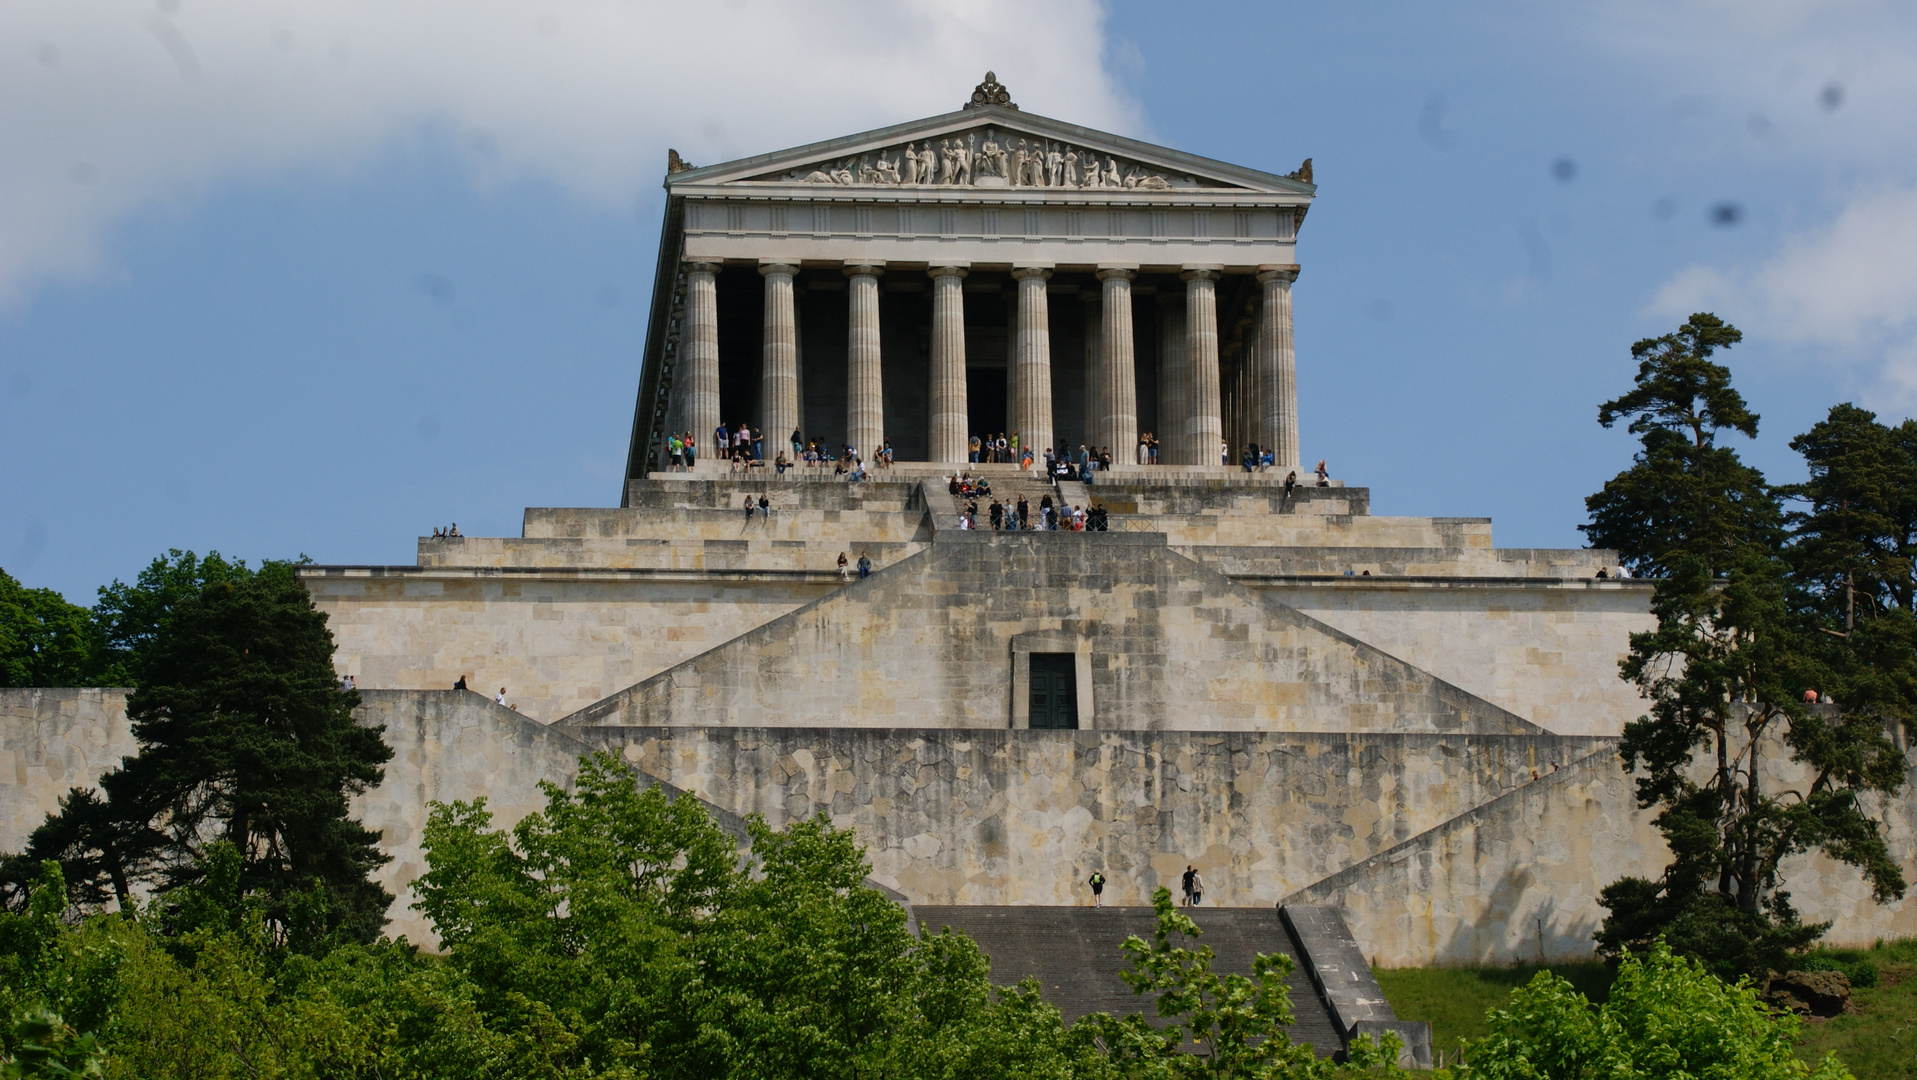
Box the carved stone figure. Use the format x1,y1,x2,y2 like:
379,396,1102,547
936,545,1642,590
1064,149,1079,187
919,144,937,185
938,139,956,184
1047,144,1064,187
901,143,921,184
1287,157,1314,184
958,133,975,185
1104,156,1122,187
667,148,693,174
1006,138,1025,186
963,70,1017,110
978,133,1004,179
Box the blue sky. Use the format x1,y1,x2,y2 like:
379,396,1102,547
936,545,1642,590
5,1,1915,602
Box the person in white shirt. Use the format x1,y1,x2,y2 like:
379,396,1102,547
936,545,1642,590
495,688,507,706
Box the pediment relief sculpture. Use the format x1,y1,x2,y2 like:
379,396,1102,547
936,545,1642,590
748,127,1237,191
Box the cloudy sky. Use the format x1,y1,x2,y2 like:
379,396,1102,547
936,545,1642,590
4,0,1914,600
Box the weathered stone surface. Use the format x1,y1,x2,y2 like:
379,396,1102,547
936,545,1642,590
1767,970,1853,1017
0,689,135,852
564,533,1541,734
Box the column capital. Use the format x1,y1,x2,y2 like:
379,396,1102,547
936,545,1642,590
1011,266,1053,282
1095,266,1136,283
1257,264,1301,284
684,260,722,275
928,265,969,281
1180,267,1221,283
843,262,886,278
758,261,800,277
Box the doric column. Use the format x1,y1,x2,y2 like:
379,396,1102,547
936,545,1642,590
1096,267,1138,459
845,263,884,460
1257,266,1300,469
1004,284,1018,449
1013,267,1054,457
1156,294,1189,466
759,262,799,455
1181,268,1222,468
928,265,969,463
1081,290,1102,454
684,262,722,460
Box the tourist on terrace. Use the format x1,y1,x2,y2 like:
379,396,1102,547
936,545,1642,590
1181,865,1196,906
838,552,850,580
775,451,789,475
857,550,872,579
1283,471,1297,500
1188,868,1205,906
714,421,728,458
744,495,755,522
758,494,771,518
1316,459,1330,486
1015,496,1029,530
989,499,1004,530
683,433,696,469
1087,870,1106,908
790,428,802,459
495,687,507,705
969,434,982,463
849,459,867,482
752,426,764,460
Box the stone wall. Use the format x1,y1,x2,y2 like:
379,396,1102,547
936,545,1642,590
1,689,136,854
565,533,1541,734
1267,581,1655,737
582,724,1611,911
1285,745,1917,966
303,567,850,722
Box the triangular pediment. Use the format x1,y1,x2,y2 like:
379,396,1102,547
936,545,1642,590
667,106,1313,196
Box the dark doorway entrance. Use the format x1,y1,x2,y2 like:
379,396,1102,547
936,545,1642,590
1029,653,1078,729
966,366,1007,437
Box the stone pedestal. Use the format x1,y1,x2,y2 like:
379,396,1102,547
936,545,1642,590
684,262,721,457
929,266,970,463
1182,269,1222,467
1013,268,1054,459
1096,268,1138,458
845,264,884,460
759,262,799,453
1258,266,1299,469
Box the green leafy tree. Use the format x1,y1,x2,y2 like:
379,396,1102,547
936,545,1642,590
1457,941,1851,1080
1582,313,1780,576
1589,339,1912,980
90,550,252,687
11,564,393,946
1784,403,1917,626
0,571,98,689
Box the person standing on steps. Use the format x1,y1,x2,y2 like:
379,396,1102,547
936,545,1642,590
495,687,507,706
453,675,467,691
1087,869,1107,908
1188,868,1205,906
1181,865,1197,907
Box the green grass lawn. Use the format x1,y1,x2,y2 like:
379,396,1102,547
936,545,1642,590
1375,940,1917,1079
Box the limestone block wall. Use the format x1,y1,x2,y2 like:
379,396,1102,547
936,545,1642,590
1269,582,1655,737
418,535,926,573
585,724,1611,910
619,478,926,512
519,506,931,544
1193,546,1608,580
567,534,1540,735
303,568,842,722
1091,483,1371,517
1286,745,1917,966
1,689,136,854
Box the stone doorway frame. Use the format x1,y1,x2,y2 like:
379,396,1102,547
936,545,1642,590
1009,630,1095,729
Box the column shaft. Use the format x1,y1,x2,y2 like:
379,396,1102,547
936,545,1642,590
1157,294,1188,464
1004,287,1018,451
845,264,884,460
684,263,721,462
928,267,969,463
1182,269,1222,468
1013,268,1054,457
1258,267,1300,469
1096,268,1137,458
1081,291,1102,455
759,263,799,455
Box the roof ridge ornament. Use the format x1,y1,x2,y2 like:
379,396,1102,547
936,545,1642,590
667,148,694,174
1287,157,1312,184
964,70,1016,111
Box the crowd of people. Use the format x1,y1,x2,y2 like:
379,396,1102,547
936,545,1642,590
950,476,1112,532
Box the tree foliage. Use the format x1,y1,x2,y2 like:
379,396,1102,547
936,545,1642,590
1587,321,1916,981
0,570,98,690
1457,941,1852,1080
6,563,392,947
1582,313,1780,576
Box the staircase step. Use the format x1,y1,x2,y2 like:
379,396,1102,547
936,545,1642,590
914,905,1342,1057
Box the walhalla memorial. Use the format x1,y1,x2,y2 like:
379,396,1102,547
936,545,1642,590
8,74,1914,1056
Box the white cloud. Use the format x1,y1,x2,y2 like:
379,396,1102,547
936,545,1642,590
1651,183,1917,401
0,0,1132,305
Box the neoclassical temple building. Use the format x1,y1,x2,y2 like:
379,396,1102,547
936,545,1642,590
9,75,1915,1059
627,71,1315,477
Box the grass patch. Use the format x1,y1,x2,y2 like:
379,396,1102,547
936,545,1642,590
1373,961,1612,1061
1795,938,1917,1080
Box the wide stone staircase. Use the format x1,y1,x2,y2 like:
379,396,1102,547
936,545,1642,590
912,905,1346,1056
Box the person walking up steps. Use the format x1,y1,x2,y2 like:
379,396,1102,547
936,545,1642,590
1181,865,1197,907
1188,868,1205,906
1087,869,1106,908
